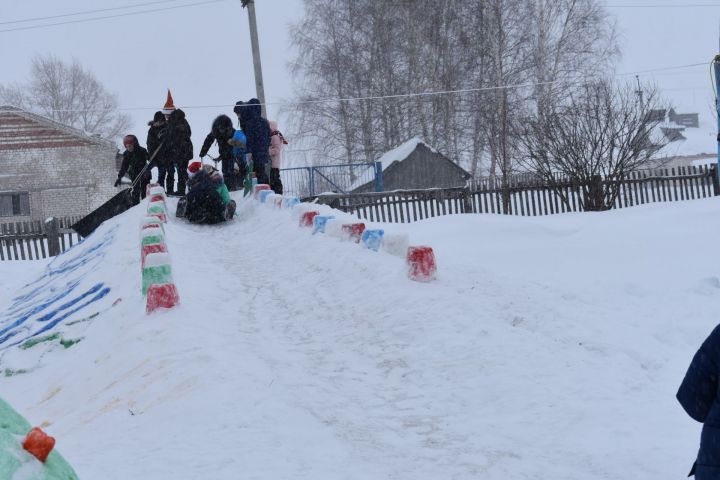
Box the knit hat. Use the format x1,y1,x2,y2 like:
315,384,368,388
123,135,136,147
187,161,202,177
162,89,176,115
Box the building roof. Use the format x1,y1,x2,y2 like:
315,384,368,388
350,137,470,192
0,105,115,152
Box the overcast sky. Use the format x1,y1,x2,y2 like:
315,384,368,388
1,0,719,160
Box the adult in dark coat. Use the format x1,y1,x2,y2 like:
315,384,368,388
164,108,193,195
199,115,240,191
677,324,720,478
115,134,150,203
146,111,171,193
242,98,271,185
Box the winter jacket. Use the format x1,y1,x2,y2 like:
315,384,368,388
230,130,247,158
677,323,720,479
164,109,193,163
185,169,226,224
268,120,287,169
243,98,271,167
199,115,235,161
146,111,168,166
118,135,149,180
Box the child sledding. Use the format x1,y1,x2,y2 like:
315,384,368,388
176,161,236,224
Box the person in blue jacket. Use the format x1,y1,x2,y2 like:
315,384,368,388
677,324,720,478
239,98,271,185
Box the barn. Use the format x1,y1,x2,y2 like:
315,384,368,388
0,106,118,222
352,138,471,193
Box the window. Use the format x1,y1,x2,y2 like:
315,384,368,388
0,192,30,217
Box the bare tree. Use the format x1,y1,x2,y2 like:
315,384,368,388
0,54,130,141
520,81,668,211
288,0,618,190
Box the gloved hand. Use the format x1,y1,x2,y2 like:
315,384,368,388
114,178,122,187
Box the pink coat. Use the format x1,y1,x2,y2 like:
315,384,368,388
268,120,284,169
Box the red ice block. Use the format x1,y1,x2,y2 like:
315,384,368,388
341,223,366,243
149,194,165,203
147,212,167,223
141,243,168,265
23,427,55,463
406,246,437,282
299,211,320,227
142,223,162,230
146,283,180,314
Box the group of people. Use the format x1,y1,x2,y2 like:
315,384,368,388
115,90,288,222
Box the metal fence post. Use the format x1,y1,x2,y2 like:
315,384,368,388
374,161,384,192
44,217,61,257
309,167,316,197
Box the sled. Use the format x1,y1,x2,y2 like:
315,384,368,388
175,197,235,223
71,188,135,237
71,143,165,237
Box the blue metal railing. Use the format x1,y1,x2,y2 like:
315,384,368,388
280,162,382,198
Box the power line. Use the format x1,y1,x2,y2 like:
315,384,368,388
0,0,228,34
0,0,188,26
32,61,710,114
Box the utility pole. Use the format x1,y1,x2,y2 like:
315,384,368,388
241,0,267,118
634,75,643,109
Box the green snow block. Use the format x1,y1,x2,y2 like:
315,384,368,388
4,369,28,377
20,334,61,350
141,235,164,247
142,264,172,295
147,204,166,215
0,397,79,479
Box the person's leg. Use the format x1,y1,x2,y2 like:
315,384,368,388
254,162,269,185
270,168,283,194
157,165,167,190
222,158,236,191
166,162,176,195
176,159,189,196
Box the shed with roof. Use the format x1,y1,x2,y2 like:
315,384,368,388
352,138,471,193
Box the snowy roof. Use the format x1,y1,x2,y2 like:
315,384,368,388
0,105,115,152
375,137,438,172
653,114,716,159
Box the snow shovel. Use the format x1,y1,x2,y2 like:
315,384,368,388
71,143,165,237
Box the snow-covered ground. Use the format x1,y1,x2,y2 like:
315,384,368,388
0,192,714,479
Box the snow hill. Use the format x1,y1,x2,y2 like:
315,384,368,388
0,191,715,479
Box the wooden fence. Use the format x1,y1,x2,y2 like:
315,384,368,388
0,216,84,261
315,165,720,223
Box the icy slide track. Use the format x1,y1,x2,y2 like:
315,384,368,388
0,192,717,478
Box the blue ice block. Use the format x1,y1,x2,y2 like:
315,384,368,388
259,190,274,203
312,215,335,234
361,229,384,251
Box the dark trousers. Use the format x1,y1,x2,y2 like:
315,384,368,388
222,157,241,192
254,162,269,185
269,167,283,194
176,159,190,196
130,172,151,204
158,165,175,194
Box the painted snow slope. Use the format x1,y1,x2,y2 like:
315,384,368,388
0,192,714,479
